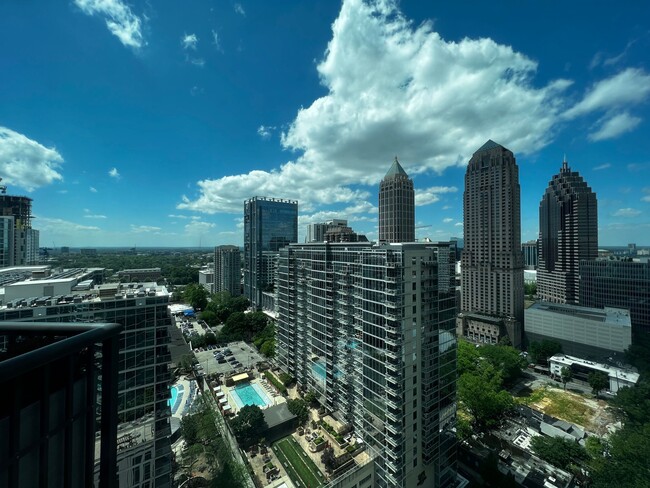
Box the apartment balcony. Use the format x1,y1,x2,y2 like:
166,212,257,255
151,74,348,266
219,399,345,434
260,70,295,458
385,394,401,410
384,334,400,348
385,407,402,424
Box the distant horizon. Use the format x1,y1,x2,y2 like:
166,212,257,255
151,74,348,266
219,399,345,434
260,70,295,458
46,243,650,251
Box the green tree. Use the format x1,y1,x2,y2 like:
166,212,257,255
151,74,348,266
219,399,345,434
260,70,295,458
590,422,650,487
287,398,310,424
588,371,609,397
560,366,573,390
458,363,513,430
479,344,527,386
528,340,562,364
183,283,209,310
611,382,650,425
259,339,275,358
230,405,268,448
530,435,589,470
457,338,480,376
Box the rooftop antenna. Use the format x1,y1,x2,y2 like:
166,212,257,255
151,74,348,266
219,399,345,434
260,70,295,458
562,154,568,171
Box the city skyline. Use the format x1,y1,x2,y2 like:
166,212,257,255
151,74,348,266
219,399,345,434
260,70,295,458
2,1,650,247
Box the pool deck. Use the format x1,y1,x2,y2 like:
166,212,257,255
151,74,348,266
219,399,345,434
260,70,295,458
220,376,286,414
170,377,194,419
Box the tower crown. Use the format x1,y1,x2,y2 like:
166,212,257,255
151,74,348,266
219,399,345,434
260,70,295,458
384,157,408,178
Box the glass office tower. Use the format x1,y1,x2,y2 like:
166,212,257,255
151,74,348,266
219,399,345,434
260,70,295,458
244,196,298,308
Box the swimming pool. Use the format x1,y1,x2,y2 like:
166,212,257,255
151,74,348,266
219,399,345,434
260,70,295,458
230,382,273,409
169,386,178,407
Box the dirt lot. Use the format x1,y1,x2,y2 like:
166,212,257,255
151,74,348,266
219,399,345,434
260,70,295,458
515,385,616,435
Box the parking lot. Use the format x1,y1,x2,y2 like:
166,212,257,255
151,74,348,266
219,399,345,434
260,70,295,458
193,341,266,376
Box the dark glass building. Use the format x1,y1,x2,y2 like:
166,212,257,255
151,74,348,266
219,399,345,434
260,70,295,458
244,196,298,308
538,160,598,304
458,140,524,347
579,259,650,343
0,322,122,488
0,282,173,488
378,158,415,243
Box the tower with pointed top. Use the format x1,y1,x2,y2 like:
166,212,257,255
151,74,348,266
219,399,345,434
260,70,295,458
458,140,524,347
538,158,598,304
379,157,415,243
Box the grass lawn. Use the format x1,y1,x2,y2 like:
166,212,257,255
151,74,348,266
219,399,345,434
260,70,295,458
273,436,323,488
515,386,596,427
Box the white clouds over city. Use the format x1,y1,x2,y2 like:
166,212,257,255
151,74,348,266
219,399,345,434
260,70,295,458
74,0,145,49
177,0,650,241
0,127,64,191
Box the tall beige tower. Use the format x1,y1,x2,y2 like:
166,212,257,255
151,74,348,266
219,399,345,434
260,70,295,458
379,157,415,243
458,140,524,347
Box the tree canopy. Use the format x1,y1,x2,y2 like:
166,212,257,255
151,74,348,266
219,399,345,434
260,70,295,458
230,405,268,448
530,435,589,470
588,371,608,397
287,398,309,424
528,340,562,364
183,283,209,310
458,363,513,429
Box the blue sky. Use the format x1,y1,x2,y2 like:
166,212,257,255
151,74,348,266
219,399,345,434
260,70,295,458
1,0,649,248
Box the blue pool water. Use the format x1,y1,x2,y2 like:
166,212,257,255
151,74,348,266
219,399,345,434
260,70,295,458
231,383,272,409
168,386,178,407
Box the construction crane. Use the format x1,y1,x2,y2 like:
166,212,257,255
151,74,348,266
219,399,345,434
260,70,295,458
415,224,432,230
0,177,6,194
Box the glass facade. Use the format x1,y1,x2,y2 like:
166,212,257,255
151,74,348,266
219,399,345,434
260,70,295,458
0,287,173,488
277,242,457,488
580,259,650,343
244,197,298,308
538,161,597,304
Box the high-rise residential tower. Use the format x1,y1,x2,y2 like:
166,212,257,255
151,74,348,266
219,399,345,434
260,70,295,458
537,159,598,304
379,158,415,243
244,197,298,308
276,242,457,488
458,140,524,347
214,245,241,296
0,274,174,487
0,195,39,266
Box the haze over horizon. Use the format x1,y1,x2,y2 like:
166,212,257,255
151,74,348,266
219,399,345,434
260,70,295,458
2,0,650,247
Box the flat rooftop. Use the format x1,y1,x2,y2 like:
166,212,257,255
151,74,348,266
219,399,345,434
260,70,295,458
529,301,631,327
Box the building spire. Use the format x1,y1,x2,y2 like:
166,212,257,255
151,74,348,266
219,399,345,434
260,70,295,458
562,154,569,172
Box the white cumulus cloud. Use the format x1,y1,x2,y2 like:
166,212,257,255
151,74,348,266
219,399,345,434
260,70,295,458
593,163,611,171
181,33,198,50
74,0,145,49
589,112,642,141
415,186,458,207
564,68,650,119
130,225,161,233
612,208,641,218
108,167,120,179
234,3,245,16
179,0,646,218
0,127,63,191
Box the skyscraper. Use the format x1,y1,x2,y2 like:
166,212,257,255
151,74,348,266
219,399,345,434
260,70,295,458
537,159,598,304
243,197,298,308
458,140,524,347
0,275,174,487
0,195,38,266
214,245,241,296
276,242,457,488
379,158,415,243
